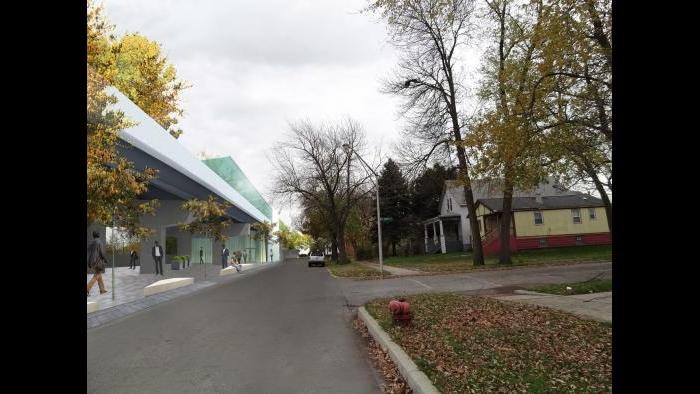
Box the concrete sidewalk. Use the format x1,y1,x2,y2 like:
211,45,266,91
492,291,612,323
358,262,424,276
340,261,612,306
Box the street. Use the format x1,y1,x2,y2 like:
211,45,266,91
87,258,382,394
87,258,612,393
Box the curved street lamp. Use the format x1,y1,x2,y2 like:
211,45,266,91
342,143,384,278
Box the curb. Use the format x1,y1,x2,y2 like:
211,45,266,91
358,307,441,394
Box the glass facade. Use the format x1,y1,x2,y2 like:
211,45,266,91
202,157,273,221
191,237,213,264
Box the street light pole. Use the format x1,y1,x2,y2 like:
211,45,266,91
343,143,383,278
375,183,383,277
111,208,116,301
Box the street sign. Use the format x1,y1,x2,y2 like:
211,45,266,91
380,217,393,223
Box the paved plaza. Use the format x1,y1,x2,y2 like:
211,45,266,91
87,262,269,312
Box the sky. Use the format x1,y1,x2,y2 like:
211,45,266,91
102,0,409,225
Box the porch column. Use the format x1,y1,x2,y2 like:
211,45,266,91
424,223,429,253
432,222,438,246
438,220,446,254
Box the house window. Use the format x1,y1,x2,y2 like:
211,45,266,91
533,211,543,225
447,198,453,212
572,208,582,224
589,208,596,220
575,235,584,245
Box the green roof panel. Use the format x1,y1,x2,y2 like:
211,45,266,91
203,157,273,221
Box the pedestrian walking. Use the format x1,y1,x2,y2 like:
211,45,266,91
87,231,108,296
129,249,139,270
221,244,230,269
199,246,204,264
152,241,164,276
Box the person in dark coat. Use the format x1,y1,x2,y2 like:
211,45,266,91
129,249,139,270
199,246,204,264
221,244,230,269
87,231,108,296
152,241,164,276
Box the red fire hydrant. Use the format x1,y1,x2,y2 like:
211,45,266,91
389,297,411,325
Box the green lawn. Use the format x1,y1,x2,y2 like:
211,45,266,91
528,279,612,295
365,293,612,393
327,261,393,280
382,245,612,273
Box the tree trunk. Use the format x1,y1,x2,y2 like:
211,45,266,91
449,108,484,265
585,0,612,73
499,181,514,264
337,225,349,264
264,237,269,262
330,235,338,262
584,165,612,232
392,241,397,257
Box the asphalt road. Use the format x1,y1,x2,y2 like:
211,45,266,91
87,258,383,394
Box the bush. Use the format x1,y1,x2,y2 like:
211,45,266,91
355,244,375,261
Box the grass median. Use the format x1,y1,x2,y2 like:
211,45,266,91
383,245,611,274
365,292,612,393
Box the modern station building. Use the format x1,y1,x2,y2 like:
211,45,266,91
88,84,280,273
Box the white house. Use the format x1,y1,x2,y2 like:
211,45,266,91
423,177,580,253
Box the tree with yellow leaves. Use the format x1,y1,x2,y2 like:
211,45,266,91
87,0,189,138
87,66,159,237
179,196,234,244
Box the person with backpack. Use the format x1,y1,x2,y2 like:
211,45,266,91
87,231,108,296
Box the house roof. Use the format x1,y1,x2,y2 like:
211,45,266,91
477,194,605,213
440,177,579,209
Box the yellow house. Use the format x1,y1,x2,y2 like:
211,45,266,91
474,194,611,254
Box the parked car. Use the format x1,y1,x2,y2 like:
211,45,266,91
308,251,325,267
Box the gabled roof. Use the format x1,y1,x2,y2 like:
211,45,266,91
440,177,579,210
477,194,605,213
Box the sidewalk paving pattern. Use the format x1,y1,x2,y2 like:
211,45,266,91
492,291,612,323
87,262,275,329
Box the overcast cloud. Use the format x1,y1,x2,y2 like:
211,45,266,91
103,0,407,224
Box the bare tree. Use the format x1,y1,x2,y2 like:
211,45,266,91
368,0,485,265
271,118,374,264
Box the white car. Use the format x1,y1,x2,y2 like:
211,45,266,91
308,251,325,267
